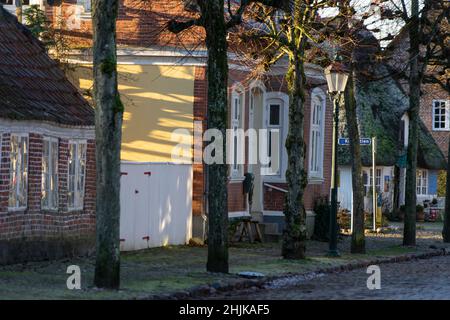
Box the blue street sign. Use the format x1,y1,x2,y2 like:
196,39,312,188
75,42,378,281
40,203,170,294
338,138,371,146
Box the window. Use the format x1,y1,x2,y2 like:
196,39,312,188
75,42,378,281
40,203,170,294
230,88,244,178
432,100,449,131
375,168,382,192
0,0,30,4
77,0,91,13
416,169,428,195
309,93,325,179
42,138,58,210
9,134,28,210
363,168,382,195
68,141,87,210
266,102,282,175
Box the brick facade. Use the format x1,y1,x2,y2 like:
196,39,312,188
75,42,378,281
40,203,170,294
47,0,205,48
387,30,450,162
192,66,207,217
0,130,96,264
419,83,449,161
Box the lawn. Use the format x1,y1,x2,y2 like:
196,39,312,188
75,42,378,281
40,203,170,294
0,226,445,300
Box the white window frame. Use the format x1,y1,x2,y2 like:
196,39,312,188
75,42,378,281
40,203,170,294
229,84,245,180
416,169,428,195
67,140,87,211
432,100,450,131
264,100,282,176
308,88,326,181
8,133,29,211
262,92,288,181
363,167,382,195
77,0,91,13
42,137,59,211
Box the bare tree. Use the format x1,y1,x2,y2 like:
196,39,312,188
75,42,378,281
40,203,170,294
243,0,336,258
92,0,122,289
374,0,449,246
168,0,285,272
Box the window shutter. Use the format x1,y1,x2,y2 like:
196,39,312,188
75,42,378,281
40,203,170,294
428,170,438,195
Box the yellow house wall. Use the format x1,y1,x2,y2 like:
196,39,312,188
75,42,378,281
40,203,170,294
69,64,195,162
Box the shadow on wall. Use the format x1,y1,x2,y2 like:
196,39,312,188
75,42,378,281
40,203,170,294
68,64,196,162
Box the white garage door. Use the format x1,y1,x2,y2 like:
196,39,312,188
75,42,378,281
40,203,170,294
119,163,193,251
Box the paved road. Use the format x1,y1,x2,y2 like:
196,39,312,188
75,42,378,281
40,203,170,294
216,255,450,300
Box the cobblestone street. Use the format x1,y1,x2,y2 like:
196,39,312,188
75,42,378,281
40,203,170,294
216,254,450,300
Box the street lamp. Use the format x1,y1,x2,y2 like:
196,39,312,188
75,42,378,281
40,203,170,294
324,60,349,257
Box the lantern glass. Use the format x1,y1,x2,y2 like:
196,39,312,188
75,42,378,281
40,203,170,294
325,64,349,94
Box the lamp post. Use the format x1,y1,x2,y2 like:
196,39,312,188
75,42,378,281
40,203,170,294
324,61,349,257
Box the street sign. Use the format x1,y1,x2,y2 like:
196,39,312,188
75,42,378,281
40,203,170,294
338,138,372,146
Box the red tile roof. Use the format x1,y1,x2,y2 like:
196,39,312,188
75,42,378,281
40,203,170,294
0,6,94,126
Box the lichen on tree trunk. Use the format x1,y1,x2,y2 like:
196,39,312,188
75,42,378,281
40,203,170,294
403,0,420,247
282,35,308,260
92,0,122,289
203,0,229,273
443,138,450,242
344,71,366,254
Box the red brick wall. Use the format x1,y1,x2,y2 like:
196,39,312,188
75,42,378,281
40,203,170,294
47,0,205,48
420,83,449,161
192,66,207,217
387,32,449,161
0,132,96,242
228,182,246,212
0,133,10,216
263,183,286,211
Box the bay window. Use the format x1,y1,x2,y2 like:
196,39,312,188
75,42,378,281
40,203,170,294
42,137,59,210
9,134,28,210
68,141,87,210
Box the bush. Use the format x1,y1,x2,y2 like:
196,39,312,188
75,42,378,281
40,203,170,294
312,197,331,242
337,209,351,229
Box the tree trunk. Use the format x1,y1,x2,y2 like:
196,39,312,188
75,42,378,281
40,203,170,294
345,71,365,254
403,0,420,247
443,139,450,242
92,0,122,289
203,0,229,273
282,2,308,258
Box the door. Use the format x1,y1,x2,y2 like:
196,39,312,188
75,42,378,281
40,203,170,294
120,163,193,251
120,164,152,251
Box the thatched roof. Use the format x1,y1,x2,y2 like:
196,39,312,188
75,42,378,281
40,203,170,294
338,29,446,170
0,6,94,126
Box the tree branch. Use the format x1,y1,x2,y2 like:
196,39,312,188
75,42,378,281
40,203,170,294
167,18,203,34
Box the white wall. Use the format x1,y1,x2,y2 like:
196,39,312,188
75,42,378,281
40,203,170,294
119,163,192,251
338,166,353,211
